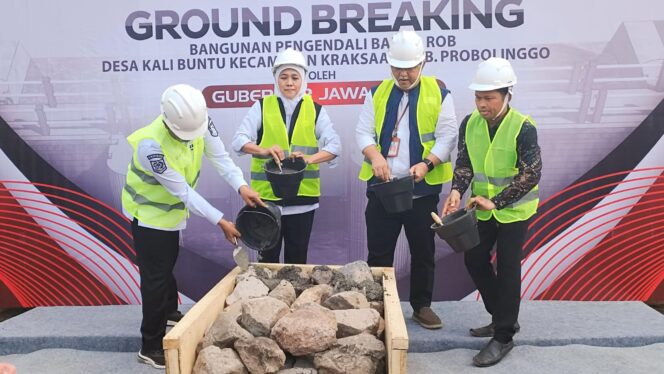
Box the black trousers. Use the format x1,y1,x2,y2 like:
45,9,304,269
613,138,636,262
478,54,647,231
258,210,315,264
464,217,529,343
132,219,179,351
365,194,439,310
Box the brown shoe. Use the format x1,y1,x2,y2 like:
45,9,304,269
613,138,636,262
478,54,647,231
412,307,443,329
470,322,520,337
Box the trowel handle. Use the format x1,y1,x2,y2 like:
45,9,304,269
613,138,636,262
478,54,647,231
430,211,443,225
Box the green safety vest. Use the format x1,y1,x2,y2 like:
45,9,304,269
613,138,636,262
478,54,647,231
466,108,539,223
250,95,320,201
358,76,452,184
121,115,204,228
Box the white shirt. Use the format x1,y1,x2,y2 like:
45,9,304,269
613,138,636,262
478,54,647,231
124,120,247,231
232,100,342,215
356,87,458,179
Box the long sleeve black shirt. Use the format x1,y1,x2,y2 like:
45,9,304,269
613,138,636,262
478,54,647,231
451,109,542,209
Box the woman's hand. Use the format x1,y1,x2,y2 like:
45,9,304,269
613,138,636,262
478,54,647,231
289,151,310,164
263,145,285,166
217,218,241,244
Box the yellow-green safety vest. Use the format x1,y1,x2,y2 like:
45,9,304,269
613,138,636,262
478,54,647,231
358,76,452,184
251,95,320,201
121,115,204,228
466,108,539,223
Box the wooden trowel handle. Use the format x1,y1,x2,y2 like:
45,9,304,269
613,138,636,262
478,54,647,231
430,212,443,225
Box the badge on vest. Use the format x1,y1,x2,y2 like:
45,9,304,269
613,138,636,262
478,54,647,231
147,154,167,174
387,136,400,157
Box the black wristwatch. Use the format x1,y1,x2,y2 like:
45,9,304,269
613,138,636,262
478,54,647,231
422,158,434,172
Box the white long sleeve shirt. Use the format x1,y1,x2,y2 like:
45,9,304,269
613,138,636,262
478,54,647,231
124,120,247,231
232,100,342,215
355,88,458,179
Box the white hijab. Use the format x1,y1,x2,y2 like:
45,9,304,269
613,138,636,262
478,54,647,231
274,64,308,115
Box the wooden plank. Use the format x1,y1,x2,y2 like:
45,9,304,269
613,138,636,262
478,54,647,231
388,349,408,374
165,348,179,374
163,267,242,374
383,268,409,351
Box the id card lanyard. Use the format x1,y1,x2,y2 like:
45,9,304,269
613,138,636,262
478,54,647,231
387,100,410,158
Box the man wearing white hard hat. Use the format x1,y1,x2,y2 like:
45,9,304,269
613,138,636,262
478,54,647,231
121,84,264,368
442,57,541,366
356,30,458,329
233,48,341,264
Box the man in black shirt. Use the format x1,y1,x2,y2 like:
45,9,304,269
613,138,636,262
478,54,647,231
442,58,542,367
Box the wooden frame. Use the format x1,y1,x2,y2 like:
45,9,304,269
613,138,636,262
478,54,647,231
164,264,408,374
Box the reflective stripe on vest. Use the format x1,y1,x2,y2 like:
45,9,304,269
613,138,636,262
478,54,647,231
251,95,321,201
121,115,204,228
358,76,452,184
466,108,539,223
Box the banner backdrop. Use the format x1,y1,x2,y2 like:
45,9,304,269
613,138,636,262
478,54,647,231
1,0,663,306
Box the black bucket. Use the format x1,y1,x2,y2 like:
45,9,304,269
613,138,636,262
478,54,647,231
370,175,414,214
264,157,307,198
236,202,282,251
431,207,480,253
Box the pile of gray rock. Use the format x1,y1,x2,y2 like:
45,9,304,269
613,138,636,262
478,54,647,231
194,261,387,374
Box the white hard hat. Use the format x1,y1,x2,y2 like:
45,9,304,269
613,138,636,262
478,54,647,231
160,84,208,141
387,30,425,68
468,57,517,91
272,48,308,74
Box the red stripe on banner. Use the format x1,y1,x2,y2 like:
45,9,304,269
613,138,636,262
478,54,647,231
0,263,40,305
0,261,38,306
611,250,664,301
0,226,119,305
3,217,135,304
0,198,139,275
637,268,664,300
524,168,664,258
487,179,661,278
604,173,664,301
0,196,138,274
0,196,140,302
523,174,662,254
530,167,664,218
537,175,664,300
1,181,134,254
563,223,664,300
0,240,78,305
523,176,659,253
547,219,664,300
0,272,23,306
521,192,650,297
0,186,134,257
0,216,130,304
0,226,118,305
521,197,644,297
0,271,28,306
529,202,664,299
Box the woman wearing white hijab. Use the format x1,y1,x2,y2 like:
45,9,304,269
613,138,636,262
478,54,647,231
232,48,341,264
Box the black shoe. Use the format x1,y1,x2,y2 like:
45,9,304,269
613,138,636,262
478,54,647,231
167,310,184,327
473,338,514,367
469,321,520,338
138,348,165,369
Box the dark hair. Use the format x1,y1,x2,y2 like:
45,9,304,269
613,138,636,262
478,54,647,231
498,87,510,97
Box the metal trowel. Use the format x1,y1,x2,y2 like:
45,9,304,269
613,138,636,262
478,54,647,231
232,238,250,271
